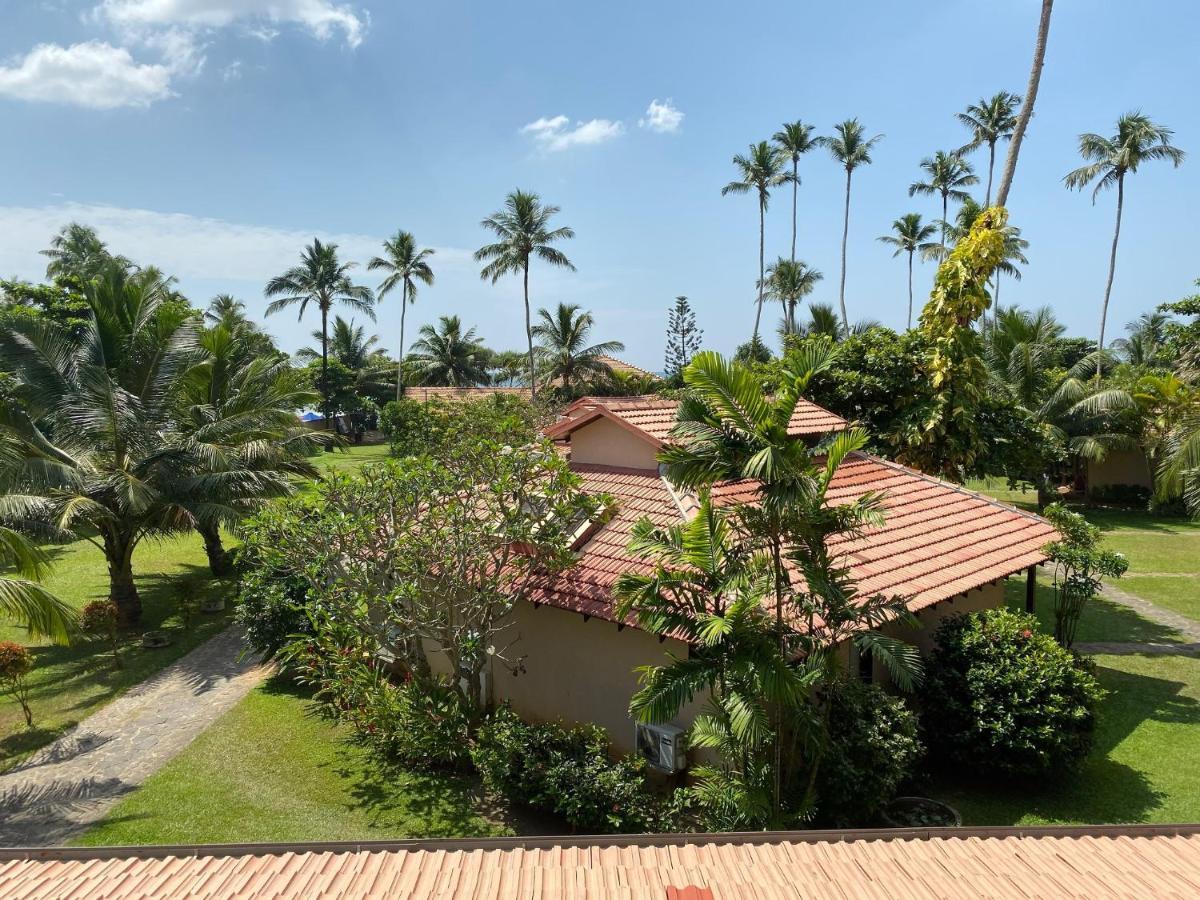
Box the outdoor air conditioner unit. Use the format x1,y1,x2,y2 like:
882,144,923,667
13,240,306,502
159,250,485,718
635,722,687,773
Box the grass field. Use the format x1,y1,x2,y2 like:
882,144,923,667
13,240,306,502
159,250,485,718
0,533,234,772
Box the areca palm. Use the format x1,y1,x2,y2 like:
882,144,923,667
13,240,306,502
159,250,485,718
407,315,489,387
956,92,1022,204
0,265,203,622
368,231,435,400
475,191,575,399
0,525,74,644
265,239,374,426
763,258,823,336
1063,113,1186,360
909,151,979,248
531,303,625,395
772,122,819,263
722,142,792,344
818,120,883,333
878,213,939,329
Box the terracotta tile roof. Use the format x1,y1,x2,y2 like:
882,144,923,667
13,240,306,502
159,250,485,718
595,355,659,380
529,453,1055,626
403,386,531,403
546,396,849,444
5,826,1200,899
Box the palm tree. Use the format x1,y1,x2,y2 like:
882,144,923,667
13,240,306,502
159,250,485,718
205,293,246,325
763,258,822,336
0,527,74,645
956,92,1022,204
722,142,792,343
265,238,374,427
1112,311,1173,368
772,122,819,263
1064,113,1185,361
407,315,489,387
40,223,128,280
878,214,939,329
818,120,883,333
475,191,575,399
995,0,1054,207
0,265,203,621
297,316,382,369
909,151,979,249
982,305,1066,410
368,231,435,401
531,303,625,395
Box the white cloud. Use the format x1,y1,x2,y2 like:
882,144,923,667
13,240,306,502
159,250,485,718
639,98,683,134
221,60,242,82
0,41,174,109
520,115,624,152
97,0,369,48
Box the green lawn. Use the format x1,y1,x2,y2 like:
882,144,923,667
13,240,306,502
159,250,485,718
1120,577,1200,625
79,677,510,845
0,533,234,772
310,442,391,474
1004,578,1185,645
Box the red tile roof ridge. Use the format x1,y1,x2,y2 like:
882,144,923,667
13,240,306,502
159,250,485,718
570,462,664,477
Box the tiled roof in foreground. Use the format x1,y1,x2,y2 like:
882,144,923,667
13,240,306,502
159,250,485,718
5,825,1199,899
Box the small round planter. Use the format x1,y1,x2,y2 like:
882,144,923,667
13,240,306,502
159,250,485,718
881,796,962,829
141,630,170,649
200,598,226,613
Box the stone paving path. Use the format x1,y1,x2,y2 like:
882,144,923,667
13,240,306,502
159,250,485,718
1075,641,1200,656
1098,582,1200,642
0,626,271,847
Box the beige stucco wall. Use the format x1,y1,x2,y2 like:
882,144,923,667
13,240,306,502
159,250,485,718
568,417,660,470
1087,449,1152,491
490,599,706,754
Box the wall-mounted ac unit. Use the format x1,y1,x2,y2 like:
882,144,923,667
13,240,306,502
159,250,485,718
635,722,687,773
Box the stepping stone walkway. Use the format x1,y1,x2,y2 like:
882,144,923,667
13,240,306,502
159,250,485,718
0,626,271,848
1097,582,1200,643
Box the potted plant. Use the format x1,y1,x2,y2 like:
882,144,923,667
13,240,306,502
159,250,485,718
141,630,170,649
881,796,962,828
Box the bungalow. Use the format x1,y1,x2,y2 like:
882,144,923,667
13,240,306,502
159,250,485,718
478,395,1057,756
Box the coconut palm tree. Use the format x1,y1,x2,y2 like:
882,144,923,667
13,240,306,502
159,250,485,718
40,223,129,280
205,293,246,325
722,142,792,343
772,122,819,263
265,239,374,427
297,316,382,370
981,305,1066,410
531,303,625,395
878,214,939,329
763,258,823,336
956,92,1022,204
407,315,489,387
368,231,435,401
475,191,575,399
995,0,1054,207
1064,113,1186,361
1112,311,1173,369
818,120,884,333
909,151,979,249
0,526,74,644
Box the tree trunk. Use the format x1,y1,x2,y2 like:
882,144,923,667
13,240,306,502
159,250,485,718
396,280,408,401
199,521,233,578
985,141,996,206
1098,173,1125,374
103,528,141,624
523,261,536,399
994,272,1002,327
906,251,914,330
995,0,1054,208
837,169,852,334
320,304,331,429
752,193,765,344
790,158,798,263
940,194,948,250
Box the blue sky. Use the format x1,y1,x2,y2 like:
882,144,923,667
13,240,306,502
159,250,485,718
0,0,1196,368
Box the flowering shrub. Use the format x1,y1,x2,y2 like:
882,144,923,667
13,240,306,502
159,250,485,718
0,640,35,726
472,705,681,833
922,609,1104,777
814,678,922,826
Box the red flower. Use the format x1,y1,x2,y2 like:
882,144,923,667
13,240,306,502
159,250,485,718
1020,629,1033,639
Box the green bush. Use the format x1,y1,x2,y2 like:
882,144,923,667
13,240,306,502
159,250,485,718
815,678,922,826
472,705,679,833
922,609,1104,777
366,676,475,770
234,551,313,660
379,395,541,460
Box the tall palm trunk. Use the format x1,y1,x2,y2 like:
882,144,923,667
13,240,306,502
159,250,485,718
940,194,948,250
752,193,766,344
199,521,232,578
837,170,852,333
1098,173,1125,372
320,304,331,429
906,250,914,330
523,261,536,399
994,273,1003,327
396,280,408,401
985,141,996,206
995,0,1054,208
790,159,798,263
103,527,141,624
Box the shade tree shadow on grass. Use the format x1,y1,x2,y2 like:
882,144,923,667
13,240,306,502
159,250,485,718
1004,578,1183,645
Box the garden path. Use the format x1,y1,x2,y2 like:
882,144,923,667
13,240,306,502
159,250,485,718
0,626,270,847
1095,582,1200,642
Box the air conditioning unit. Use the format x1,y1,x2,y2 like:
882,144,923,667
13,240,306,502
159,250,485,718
635,722,687,773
